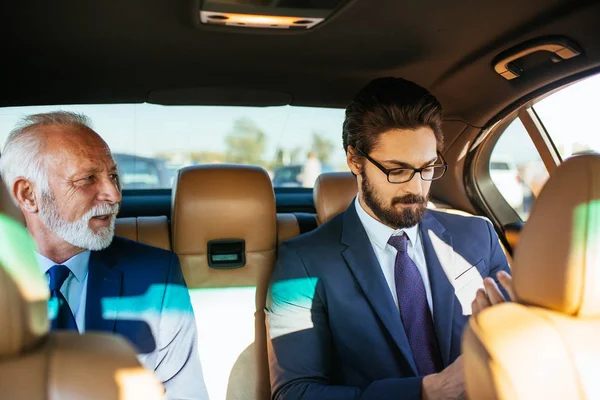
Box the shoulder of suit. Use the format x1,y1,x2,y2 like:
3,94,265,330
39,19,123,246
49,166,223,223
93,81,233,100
281,212,344,250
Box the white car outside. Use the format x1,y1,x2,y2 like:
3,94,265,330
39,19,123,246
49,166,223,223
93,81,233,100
490,157,524,209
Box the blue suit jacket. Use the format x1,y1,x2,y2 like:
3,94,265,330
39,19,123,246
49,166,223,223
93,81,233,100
266,204,510,400
85,236,208,399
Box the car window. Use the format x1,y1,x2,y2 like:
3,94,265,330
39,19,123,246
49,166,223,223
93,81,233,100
487,72,600,221
113,154,168,189
533,73,600,159
489,118,549,220
0,104,348,190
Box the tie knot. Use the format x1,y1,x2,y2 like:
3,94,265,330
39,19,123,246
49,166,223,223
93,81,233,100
48,265,71,292
388,233,409,253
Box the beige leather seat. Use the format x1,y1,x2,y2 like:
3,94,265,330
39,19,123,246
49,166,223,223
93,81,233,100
313,172,357,225
463,154,600,400
115,216,171,250
276,213,301,245
172,164,276,400
0,176,163,399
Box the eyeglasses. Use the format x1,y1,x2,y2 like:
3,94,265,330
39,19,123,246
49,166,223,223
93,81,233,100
355,148,448,184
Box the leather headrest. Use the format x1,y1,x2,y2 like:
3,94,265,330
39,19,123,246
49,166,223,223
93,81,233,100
172,165,276,256
313,172,358,225
513,154,600,317
0,215,49,357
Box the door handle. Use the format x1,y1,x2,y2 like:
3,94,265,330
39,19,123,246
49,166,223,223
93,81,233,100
493,37,582,80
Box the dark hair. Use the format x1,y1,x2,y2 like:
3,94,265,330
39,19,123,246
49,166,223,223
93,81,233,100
342,77,444,159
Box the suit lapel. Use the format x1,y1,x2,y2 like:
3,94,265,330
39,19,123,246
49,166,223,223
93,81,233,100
85,247,122,333
341,204,418,375
420,211,456,367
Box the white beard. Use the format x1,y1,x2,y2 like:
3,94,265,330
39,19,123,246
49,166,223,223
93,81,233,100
38,192,118,251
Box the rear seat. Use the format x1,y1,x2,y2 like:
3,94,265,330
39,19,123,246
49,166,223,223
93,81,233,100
116,214,297,248
171,165,275,400
114,216,171,251
313,172,358,225
111,170,510,400
276,213,300,245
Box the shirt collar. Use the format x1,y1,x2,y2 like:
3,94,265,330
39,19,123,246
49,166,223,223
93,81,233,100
354,197,419,250
36,250,91,283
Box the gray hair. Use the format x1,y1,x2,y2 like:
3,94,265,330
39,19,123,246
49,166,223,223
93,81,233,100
0,111,93,202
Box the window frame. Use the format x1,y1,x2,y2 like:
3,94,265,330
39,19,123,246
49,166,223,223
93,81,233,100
466,69,600,246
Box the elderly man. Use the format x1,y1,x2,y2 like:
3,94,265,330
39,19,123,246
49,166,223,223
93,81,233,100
0,112,209,400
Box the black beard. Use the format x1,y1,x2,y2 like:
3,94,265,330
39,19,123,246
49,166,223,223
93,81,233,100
361,170,428,229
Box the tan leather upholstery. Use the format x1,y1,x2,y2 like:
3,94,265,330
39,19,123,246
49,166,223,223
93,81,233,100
172,165,276,400
512,154,600,316
276,213,301,245
0,218,48,358
115,214,296,249
464,154,600,400
115,216,171,251
0,333,165,400
172,165,277,288
313,172,357,225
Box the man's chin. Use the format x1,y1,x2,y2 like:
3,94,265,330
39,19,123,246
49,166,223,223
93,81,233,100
62,229,115,251
377,206,427,229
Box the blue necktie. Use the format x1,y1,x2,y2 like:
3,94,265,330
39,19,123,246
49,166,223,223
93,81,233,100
48,265,78,331
388,234,441,375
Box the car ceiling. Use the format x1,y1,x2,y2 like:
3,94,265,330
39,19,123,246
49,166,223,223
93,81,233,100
2,0,600,131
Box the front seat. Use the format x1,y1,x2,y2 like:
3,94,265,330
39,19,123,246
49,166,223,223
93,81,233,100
463,154,600,399
0,173,163,399
172,164,277,400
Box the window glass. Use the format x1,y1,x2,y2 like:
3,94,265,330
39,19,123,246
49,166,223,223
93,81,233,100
534,73,600,159
0,104,348,189
489,118,549,220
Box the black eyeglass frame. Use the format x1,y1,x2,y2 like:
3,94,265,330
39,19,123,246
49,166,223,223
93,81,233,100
355,148,448,184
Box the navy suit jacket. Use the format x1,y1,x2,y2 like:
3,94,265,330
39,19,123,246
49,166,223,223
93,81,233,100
85,236,208,399
266,204,510,400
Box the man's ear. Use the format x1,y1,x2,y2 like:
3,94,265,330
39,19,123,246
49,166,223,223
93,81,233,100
346,146,363,176
13,178,39,213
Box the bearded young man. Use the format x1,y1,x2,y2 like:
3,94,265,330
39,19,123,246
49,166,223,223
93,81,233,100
266,78,512,400
0,112,209,400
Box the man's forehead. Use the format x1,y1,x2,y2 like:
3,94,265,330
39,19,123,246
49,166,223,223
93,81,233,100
43,125,108,150
41,125,114,169
372,128,438,162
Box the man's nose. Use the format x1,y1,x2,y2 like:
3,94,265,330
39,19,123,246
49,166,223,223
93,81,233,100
97,176,122,205
404,172,424,195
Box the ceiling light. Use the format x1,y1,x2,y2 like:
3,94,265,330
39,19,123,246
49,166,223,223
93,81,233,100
201,11,323,29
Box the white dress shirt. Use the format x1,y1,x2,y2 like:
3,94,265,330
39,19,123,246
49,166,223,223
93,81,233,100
36,250,90,333
354,197,434,314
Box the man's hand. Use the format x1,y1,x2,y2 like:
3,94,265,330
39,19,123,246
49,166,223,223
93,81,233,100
471,271,515,316
421,356,465,400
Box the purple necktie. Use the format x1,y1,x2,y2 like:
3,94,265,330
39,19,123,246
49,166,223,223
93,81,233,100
388,234,441,375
